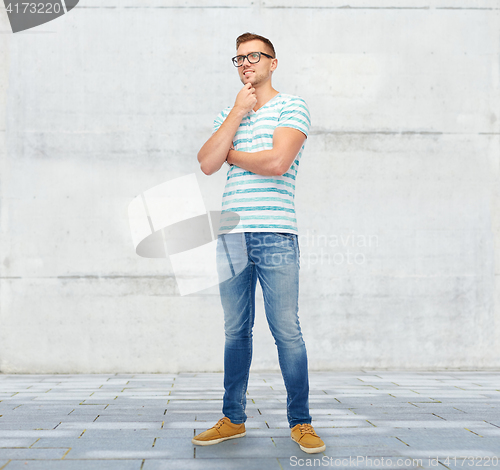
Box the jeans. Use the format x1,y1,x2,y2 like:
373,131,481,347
215,231,312,428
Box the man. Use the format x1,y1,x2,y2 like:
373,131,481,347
193,32,325,454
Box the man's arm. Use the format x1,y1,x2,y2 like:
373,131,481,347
198,83,257,176
226,126,306,176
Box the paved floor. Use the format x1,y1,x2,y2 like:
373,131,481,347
0,371,499,469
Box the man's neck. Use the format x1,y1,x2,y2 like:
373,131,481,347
253,84,279,112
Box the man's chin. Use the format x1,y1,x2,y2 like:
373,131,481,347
244,77,261,87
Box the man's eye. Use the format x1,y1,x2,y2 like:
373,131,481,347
250,53,259,59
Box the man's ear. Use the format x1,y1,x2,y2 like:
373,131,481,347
271,58,278,72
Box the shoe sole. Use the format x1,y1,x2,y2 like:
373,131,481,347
291,437,326,454
192,431,246,446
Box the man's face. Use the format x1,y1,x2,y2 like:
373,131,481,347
236,39,276,87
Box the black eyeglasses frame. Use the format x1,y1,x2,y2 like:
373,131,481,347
232,51,275,67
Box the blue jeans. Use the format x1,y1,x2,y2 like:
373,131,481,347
215,232,312,428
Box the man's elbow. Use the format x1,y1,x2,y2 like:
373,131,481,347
198,151,214,176
273,156,291,176
200,162,215,176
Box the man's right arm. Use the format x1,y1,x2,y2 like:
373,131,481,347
198,83,257,176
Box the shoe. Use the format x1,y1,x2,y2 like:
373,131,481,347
192,417,246,446
291,423,326,454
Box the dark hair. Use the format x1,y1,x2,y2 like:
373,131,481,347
236,32,276,58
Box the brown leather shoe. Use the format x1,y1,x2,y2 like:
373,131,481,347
192,417,246,446
291,423,326,453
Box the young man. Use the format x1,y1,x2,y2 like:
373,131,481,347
193,32,325,454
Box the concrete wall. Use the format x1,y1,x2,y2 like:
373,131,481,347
0,0,499,372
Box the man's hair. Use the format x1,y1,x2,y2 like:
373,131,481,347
236,32,276,58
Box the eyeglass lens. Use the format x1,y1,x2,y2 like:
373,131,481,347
235,52,261,66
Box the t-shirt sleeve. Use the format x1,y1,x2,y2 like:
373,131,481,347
213,109,226,134
276,97,311,137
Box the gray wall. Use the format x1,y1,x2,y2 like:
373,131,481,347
1,0,499,373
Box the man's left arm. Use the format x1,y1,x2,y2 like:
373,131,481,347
226,126,306,176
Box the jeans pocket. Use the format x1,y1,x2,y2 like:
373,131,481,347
275,232,296,240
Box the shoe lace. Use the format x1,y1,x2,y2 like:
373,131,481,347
213,418,227,430
298,423,319,437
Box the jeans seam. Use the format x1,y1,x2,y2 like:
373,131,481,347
239,251,254,415
295,236,300,269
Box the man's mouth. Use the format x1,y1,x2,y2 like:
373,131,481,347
243,70,254,77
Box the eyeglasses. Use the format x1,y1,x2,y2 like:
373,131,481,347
232,51,274,67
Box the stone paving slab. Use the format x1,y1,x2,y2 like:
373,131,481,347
3,460,143,469
0,371,499,469
79,428,195,439
56,420,163,429
30,437,155,449
0,440,37,448
142,457,283,469
0,448,70,459
0,431,82,439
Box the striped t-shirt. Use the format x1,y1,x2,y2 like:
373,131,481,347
214,93,311,236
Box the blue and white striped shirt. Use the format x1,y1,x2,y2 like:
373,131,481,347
213,93,311,236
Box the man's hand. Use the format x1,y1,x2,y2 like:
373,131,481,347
197,84,256,175
233,83,257,114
